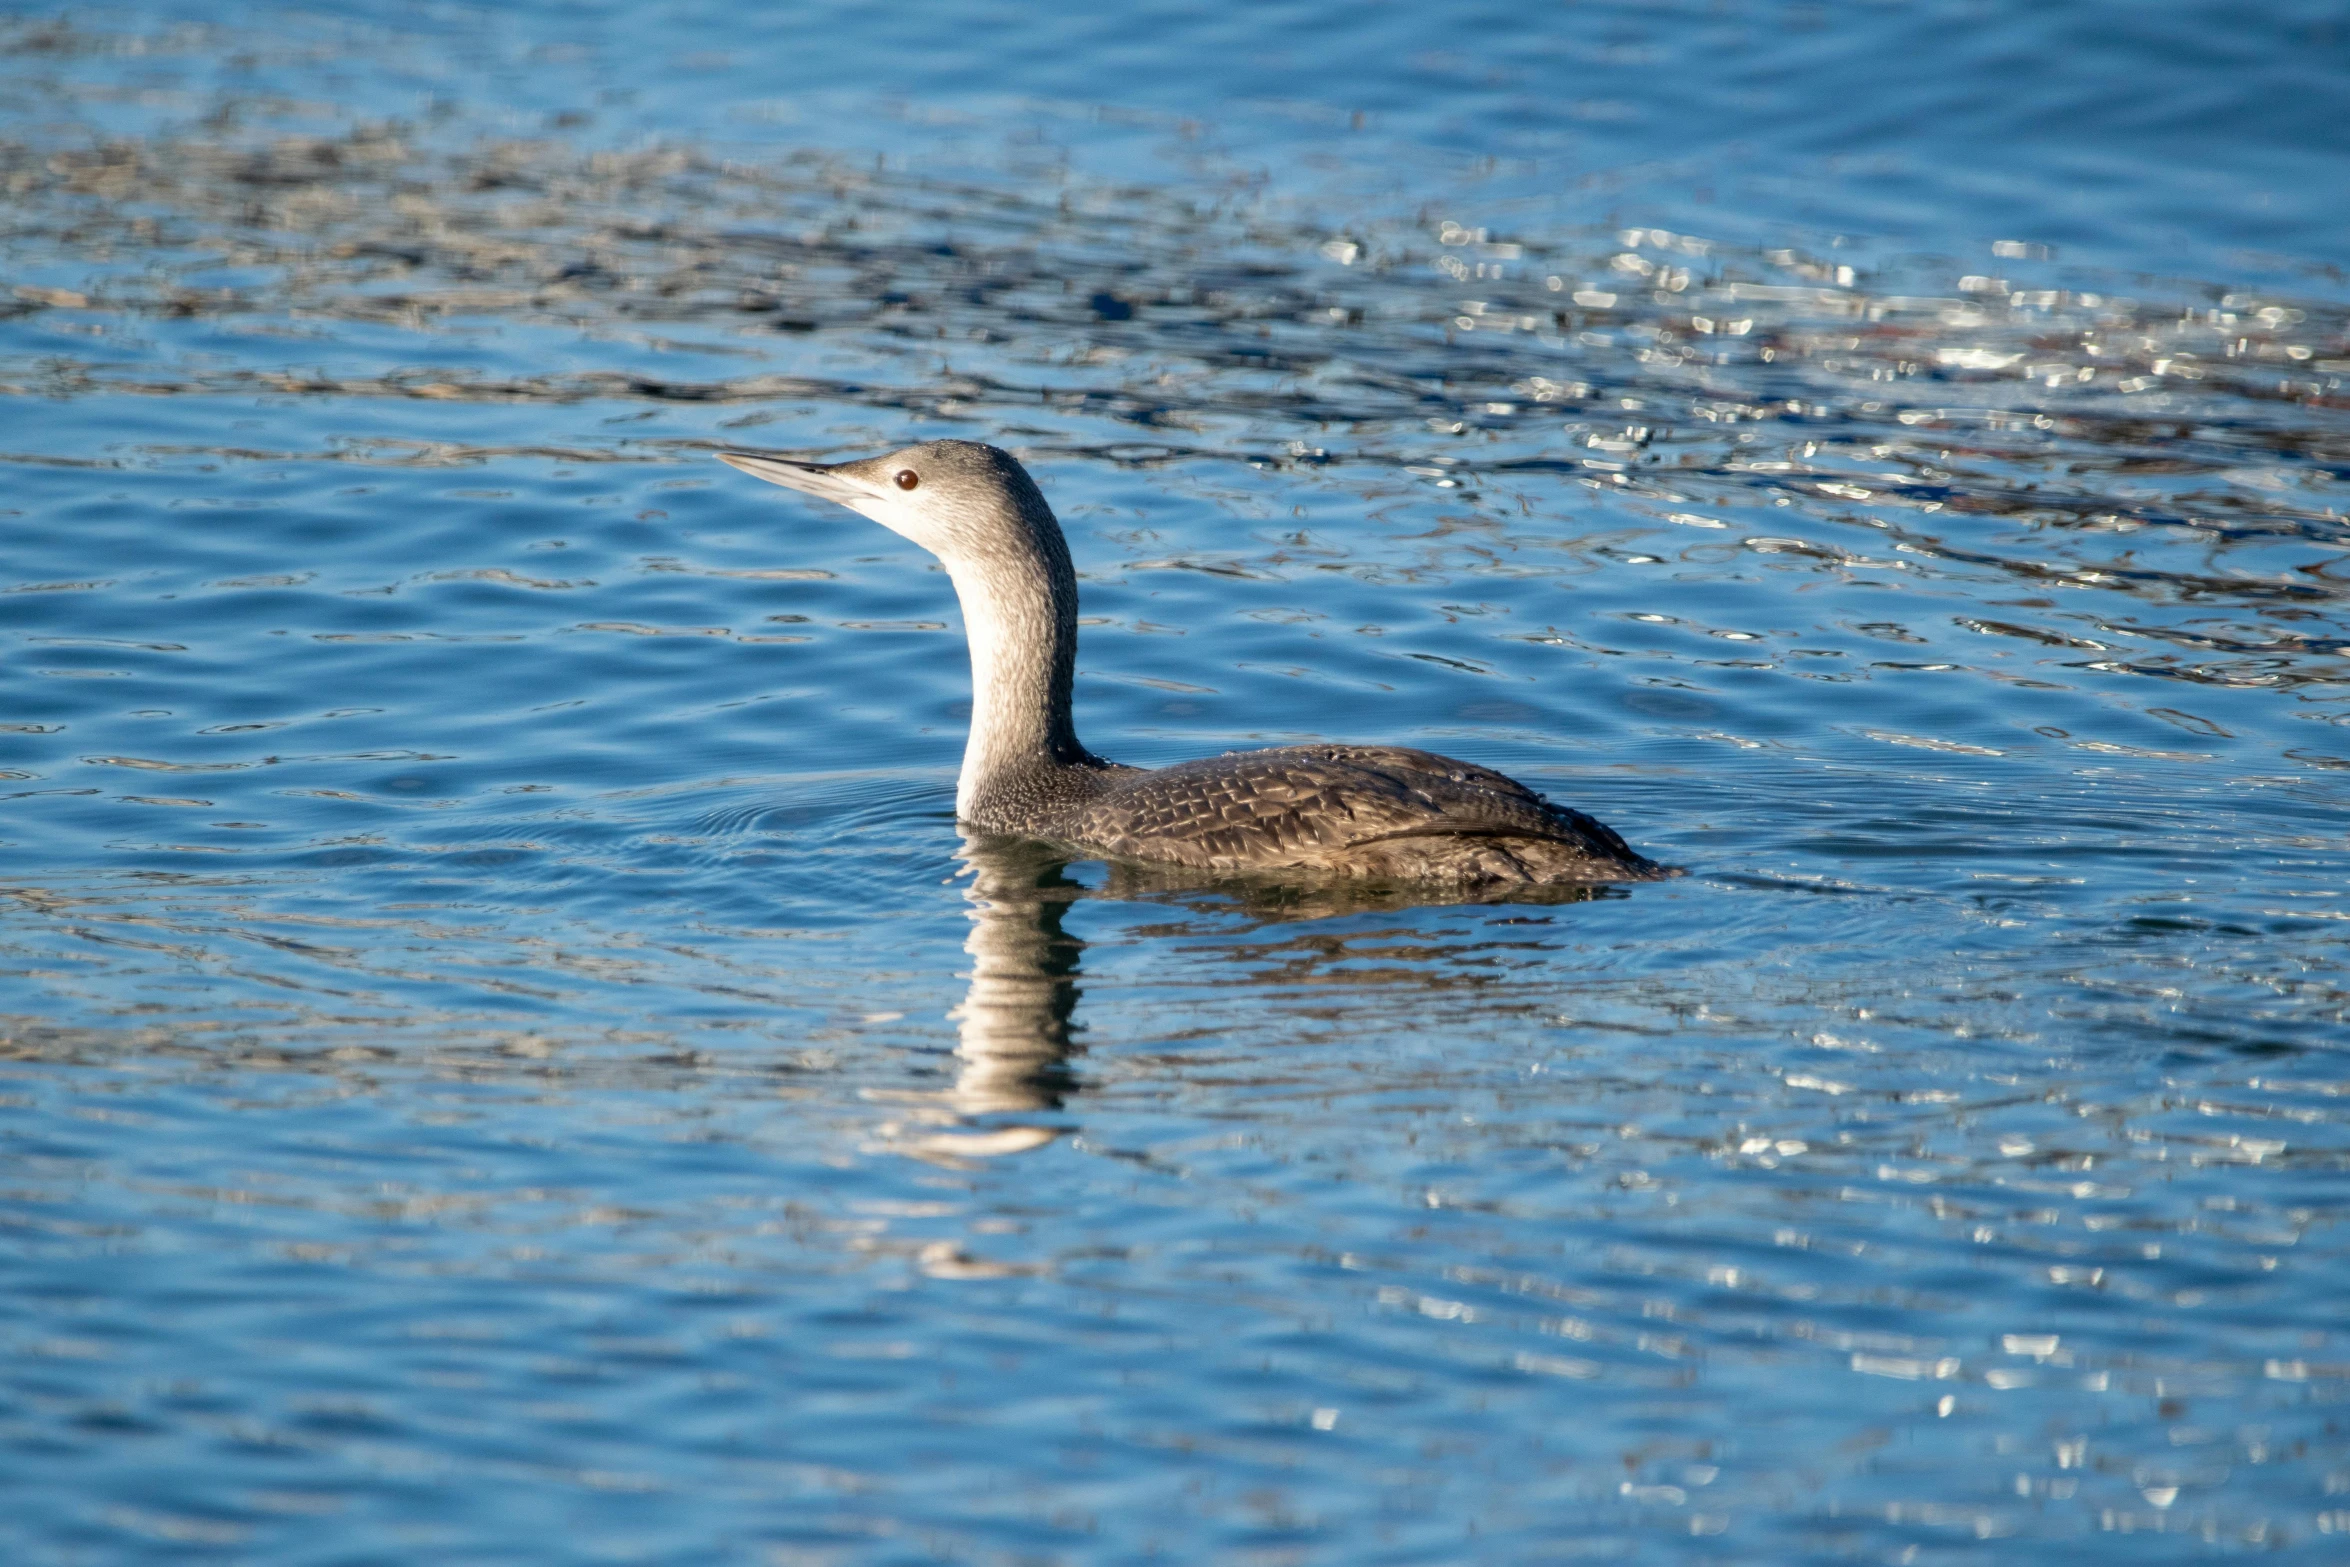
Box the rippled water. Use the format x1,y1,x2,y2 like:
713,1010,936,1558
5,3,2349,1560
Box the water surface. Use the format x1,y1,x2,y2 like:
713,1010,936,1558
4,4,2349,1561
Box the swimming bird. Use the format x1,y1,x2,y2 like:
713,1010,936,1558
716,440,1668,887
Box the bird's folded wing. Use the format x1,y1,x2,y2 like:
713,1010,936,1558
1061,745,1631,868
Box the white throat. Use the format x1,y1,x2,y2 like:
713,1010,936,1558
941,544,1083,818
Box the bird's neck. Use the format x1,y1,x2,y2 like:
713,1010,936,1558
943,527,1092,823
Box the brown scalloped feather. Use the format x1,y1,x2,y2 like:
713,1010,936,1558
1045,745,1669,887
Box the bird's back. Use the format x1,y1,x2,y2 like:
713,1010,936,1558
1039,744,1666,887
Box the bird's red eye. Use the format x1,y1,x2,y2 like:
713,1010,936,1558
894,469,920,491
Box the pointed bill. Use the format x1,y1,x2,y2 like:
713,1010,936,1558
714,450,876,507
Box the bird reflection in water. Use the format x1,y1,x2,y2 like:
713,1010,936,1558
876,833,1619,1163
873,834,1088,1162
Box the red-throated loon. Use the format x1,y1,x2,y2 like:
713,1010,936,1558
717,439,1668,887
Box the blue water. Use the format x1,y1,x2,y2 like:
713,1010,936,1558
4,2,2348,1560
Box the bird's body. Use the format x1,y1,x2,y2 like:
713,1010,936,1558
717,439,1668,888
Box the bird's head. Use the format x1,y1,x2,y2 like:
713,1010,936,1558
716,438,1057,563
